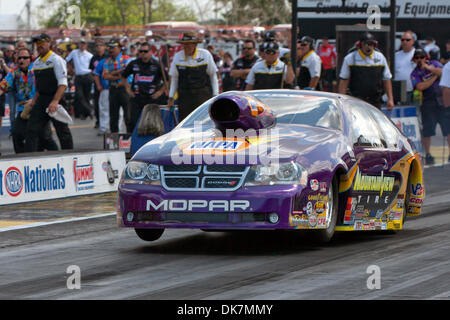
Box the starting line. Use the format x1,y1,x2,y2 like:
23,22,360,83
0,212,116,233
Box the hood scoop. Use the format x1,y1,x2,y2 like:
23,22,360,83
209,92,275,132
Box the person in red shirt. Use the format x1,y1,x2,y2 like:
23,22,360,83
317,37,336,92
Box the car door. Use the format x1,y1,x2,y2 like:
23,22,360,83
346,102,398,226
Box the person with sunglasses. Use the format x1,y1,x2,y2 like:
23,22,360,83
121,42,168,132
103,38,131,134
339,32,394,110
0,48,58,153
394,31,417,103
410,48,447,165
245,42,294,90
297,36,322,90
230,39,258,91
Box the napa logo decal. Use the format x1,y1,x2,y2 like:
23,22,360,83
181,138,250,155
4,167,23,197
73,157,94,191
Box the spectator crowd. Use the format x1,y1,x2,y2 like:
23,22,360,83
0,28,449,163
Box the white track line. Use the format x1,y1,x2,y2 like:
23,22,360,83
0,212,116,233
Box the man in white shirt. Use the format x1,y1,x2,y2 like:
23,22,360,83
168,32,218,121
339,32,394,110
245,42,294,90
395,31,416,103
66,38,94,119
297,36,322,90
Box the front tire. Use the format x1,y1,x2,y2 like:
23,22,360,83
135,228,164,241
310,176,339,243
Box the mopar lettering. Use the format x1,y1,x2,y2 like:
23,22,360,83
146,199,250,212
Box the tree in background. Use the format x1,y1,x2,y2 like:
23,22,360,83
38,0,197,27
217,0,292,26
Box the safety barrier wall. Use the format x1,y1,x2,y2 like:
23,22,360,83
0,150,126,206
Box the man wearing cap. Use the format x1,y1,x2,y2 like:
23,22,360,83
410,48,447,165
339,32,394,110
103,38,131,133
66,38,94,119
263,30,292,73
25,33,73,152
168,32,219,121
121,42,167,132
245,42,294,90
297,36,322,90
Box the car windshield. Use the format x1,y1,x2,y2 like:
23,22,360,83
181,91,342,130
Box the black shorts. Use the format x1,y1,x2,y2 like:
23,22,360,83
0,94,5,117
421,99,450,137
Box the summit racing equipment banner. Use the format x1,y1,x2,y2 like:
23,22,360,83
0,151,126,206
296,0,450,19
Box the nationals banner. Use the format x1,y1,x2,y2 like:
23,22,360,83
0,151,126,206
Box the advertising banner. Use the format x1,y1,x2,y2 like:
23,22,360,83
384,106,424,154
0,151,126,206
297,0,450,19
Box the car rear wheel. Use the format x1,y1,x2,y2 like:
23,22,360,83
135,228,164,241
310,176,338,243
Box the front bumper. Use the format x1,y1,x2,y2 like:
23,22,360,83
118,183,303,230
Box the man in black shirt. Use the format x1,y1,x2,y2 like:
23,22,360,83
121,42,167,132
230,39,258,90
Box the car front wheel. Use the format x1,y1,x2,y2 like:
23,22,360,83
310,176,338,243
135,228,165,241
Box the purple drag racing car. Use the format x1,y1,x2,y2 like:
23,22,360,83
118,90,424,242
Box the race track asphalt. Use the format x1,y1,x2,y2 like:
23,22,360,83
0,165,449,300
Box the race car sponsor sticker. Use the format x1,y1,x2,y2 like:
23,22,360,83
308,215,318,228
310,179,319,191
180,138,250,155
291,213,309,228
354,220,363,231
306,201,313,215
317,216,327,228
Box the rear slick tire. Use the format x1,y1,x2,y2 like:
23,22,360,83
135,228,164,241
309,176,338,243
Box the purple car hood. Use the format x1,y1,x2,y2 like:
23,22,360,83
132,123,345,168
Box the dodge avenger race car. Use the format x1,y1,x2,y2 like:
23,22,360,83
117,90,424,242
